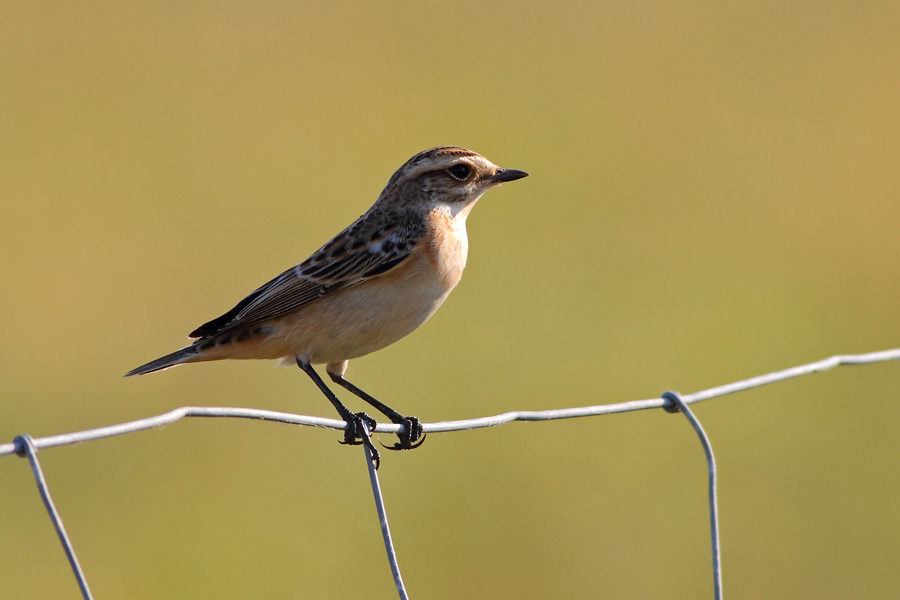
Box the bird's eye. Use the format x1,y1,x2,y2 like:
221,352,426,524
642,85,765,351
446,164,471,180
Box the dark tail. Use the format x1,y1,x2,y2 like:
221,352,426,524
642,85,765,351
124,346,200,377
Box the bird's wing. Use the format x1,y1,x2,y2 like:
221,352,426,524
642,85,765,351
189,210,426,339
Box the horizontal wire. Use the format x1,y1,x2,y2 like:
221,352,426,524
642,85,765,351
2,348,899,458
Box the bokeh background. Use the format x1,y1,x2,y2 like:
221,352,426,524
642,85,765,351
2,1,899,598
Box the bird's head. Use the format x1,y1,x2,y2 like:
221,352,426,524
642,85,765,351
378,146,528,215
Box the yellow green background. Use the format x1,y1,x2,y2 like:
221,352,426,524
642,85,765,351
2,1,899,598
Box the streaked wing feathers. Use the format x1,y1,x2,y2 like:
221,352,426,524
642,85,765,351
189,210,425,339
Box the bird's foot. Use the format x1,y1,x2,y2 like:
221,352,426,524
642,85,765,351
338,412,380,467
381,415,426,451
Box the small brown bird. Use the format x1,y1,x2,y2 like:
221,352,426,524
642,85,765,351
127,146,528,460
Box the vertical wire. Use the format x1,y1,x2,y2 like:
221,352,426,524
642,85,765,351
360,424,410,600
662,392,722,600
14,434,94,600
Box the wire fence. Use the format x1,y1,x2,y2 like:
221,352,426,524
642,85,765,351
5,347,900,599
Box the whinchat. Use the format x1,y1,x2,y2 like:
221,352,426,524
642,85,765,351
127,146,528,460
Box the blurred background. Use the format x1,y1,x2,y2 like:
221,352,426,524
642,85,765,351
2,1,899,598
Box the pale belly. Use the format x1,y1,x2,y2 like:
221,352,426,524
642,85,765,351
280,268,455,364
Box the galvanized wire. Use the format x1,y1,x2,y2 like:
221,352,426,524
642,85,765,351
4,347,900,599
662,391,722,600
361,421,410,600
13,435,94,600
3,349,897,458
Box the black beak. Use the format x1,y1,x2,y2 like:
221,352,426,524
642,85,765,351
491,168,529,183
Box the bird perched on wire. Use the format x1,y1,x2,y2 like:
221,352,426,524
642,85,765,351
126,146,528,463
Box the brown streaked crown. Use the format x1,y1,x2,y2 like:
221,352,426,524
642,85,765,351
377,146,526,208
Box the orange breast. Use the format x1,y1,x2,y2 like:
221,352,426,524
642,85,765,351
424,209,469,290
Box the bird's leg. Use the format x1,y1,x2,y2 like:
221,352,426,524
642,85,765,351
327,372,425,451
296,359,380,466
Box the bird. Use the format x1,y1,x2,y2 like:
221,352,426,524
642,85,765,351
126,146,528,462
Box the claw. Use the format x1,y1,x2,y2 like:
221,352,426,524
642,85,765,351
378,416,425,451
338,412,381,467
381,430,427,451
405,431,427,449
